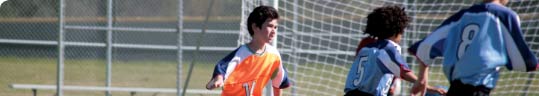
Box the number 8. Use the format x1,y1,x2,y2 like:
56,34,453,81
458,24,479,59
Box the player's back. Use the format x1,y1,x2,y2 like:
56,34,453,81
444,3,532,88
345,40,410,96
409,2,538,88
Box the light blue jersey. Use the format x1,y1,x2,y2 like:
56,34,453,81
345,40,411,96
408,2,538,88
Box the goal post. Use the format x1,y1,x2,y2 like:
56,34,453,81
242,0,539,96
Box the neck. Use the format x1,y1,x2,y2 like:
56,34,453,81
485,0,504,5
247,41,266,54
387,36,400,44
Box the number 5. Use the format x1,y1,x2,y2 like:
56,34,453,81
353,56,368,87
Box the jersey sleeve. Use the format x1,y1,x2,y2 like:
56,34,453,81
271,58,291,89
211,48,240,79
408,10,467,66
502,14,538,72
377,48,411,78
408,20,457,66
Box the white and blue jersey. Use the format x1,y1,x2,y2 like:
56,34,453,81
408,2,538,88
345,39,411,96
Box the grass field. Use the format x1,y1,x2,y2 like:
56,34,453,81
404,63,539,96
0,56,219,96
2,56,539,96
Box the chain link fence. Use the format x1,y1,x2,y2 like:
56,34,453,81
0,0,241,96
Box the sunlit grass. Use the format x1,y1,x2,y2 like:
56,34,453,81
0,56,218,96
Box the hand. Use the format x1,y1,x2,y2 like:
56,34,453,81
427,86,447,95
206,75,224,90
411,82,427,96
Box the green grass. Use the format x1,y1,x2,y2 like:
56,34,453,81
405,64,539,96
278,63,351,96
0,56,218,96
2,56,539,96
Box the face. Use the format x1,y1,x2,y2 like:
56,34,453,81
388,32,404,44
395,33,403,43
500,0,509,5
252,18,278,43
487,0,509,5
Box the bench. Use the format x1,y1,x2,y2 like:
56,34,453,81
10,84,221,96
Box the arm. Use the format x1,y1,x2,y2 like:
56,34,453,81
378,47,445,95
271,62,291,89
426,85,447,95
405,10,457,96
206,75,224,90
401,64,445,95
411,61,429,96
503,13,539,72
205,48,240,90
206,60,228,90
270,68,284,96
271,58,290,96
273,88,281,96
400,71,417,82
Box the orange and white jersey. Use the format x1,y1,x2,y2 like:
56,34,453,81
211,44,291,96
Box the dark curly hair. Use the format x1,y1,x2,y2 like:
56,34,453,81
364,5,410,39
247,6,279,36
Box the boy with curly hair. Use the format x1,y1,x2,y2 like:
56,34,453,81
344,5,446,96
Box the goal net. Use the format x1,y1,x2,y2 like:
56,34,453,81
242,0,539,95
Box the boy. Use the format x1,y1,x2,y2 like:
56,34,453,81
205,6,291,96
344,6,446,96
409,0,539,95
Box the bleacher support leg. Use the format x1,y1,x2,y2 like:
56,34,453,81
32,89,36,96
130,91,136,96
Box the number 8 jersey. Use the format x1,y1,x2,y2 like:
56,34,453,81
408,2,538,88
344,39,411,96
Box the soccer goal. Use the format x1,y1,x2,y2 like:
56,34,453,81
242,0,539,95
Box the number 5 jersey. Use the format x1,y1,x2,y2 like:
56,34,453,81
345,39,411,96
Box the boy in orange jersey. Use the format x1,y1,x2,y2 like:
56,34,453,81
205,6,291,96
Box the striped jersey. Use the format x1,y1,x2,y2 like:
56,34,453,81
211,44,291,96
345,39,411,96
408,2,538,88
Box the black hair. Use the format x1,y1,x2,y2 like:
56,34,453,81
364,5,410,39
247,6,279,36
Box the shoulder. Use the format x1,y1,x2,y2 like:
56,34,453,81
363,40,399,54
264,44,282,62
265,44,281,55
227,44,252,59
439,3,518,28
376,40,397,51
482,3,518,20
363,40,387,49
438,7,470,26
486,3,517,14
376,41,403,58
224,45,244,57
481,3,520,29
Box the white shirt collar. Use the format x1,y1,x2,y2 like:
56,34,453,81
386,39,402,54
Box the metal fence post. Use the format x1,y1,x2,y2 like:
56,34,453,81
57,0,66,96
105,0,114,96
177,0,184,96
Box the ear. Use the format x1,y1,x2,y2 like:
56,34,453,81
251,23,260,32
